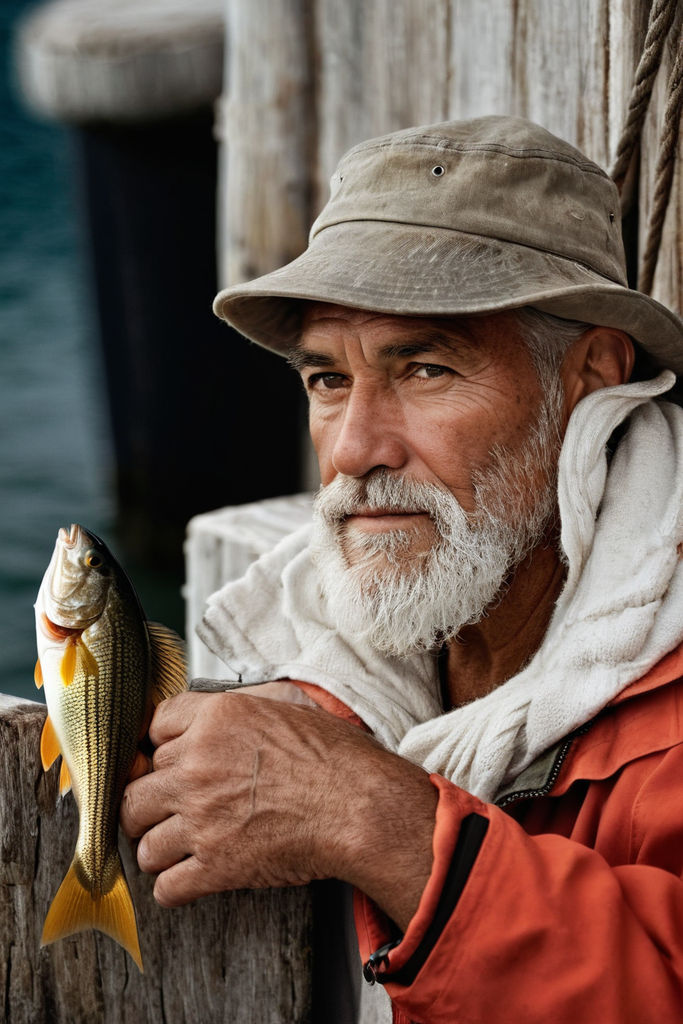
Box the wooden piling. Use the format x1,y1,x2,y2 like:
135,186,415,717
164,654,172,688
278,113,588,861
0,696,313,1024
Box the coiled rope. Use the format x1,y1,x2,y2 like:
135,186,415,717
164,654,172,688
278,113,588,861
609,0,682,295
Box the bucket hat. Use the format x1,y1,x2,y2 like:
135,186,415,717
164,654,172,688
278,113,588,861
213,115,683,373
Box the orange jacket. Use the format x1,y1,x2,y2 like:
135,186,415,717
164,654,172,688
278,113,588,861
304,643,683,1023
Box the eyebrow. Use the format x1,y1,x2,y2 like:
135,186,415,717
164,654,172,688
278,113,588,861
287,349,337,372
288,327,476,372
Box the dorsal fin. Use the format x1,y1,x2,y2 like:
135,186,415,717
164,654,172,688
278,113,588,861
146,622,188,704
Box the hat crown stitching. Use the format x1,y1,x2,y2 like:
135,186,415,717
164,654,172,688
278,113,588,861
339,136,611,182
312,131,624,284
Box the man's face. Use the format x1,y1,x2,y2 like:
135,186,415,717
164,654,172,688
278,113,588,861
293,304,566,657
298,303,552,519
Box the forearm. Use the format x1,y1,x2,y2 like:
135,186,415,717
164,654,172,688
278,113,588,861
248,683,442,929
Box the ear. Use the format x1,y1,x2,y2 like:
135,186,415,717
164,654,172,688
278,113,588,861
560,327,635,417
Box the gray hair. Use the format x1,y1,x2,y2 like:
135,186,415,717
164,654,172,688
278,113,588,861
513,307,593,385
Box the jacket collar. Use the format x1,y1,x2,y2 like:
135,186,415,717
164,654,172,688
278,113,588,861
497,644,683,805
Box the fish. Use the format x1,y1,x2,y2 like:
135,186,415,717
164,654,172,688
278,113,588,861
34,523,187,972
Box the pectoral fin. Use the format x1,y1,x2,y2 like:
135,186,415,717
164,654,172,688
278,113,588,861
147,622,188,703
77,639,99,680
60,643,77,686
34,659,43,689
59,759,72,796
40,714,62,771
60,638,99,686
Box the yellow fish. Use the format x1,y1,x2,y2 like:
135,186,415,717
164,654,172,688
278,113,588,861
34,523,187,971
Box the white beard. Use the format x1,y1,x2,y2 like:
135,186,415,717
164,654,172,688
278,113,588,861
310,387,563,658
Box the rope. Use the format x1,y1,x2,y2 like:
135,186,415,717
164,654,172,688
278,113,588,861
609,0,678,193
638,36,683,294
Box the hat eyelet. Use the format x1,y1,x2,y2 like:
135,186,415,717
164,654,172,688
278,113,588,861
430,164,446,178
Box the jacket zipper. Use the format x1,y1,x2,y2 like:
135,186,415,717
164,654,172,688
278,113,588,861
495,723,592,809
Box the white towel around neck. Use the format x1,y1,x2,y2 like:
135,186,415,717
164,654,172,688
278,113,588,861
198,372,683,802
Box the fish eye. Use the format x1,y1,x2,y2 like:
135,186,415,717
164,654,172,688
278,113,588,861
84,549,103,569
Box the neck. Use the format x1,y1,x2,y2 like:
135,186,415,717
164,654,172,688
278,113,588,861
444,534,565,709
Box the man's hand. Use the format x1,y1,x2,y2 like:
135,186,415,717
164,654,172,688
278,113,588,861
120,691,438,930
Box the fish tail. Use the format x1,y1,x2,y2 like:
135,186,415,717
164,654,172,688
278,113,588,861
41,855,143,972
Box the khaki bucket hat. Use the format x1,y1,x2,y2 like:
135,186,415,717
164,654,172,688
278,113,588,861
213,115,683,373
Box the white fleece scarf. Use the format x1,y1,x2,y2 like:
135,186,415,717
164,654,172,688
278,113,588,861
198,372,683,802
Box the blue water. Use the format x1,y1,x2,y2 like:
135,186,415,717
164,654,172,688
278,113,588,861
1,1,117,700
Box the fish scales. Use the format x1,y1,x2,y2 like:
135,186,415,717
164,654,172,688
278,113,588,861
64,601,148,891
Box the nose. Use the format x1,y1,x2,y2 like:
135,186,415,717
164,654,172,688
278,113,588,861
330,385,408,478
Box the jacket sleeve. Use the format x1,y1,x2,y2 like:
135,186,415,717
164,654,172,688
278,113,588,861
358,756,683,1024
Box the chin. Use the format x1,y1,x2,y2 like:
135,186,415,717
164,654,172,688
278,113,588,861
341,522,435,570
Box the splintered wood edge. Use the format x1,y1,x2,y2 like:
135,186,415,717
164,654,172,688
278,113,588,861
0,694,44,716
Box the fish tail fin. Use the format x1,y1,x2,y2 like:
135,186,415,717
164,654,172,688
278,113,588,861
41,856,143,972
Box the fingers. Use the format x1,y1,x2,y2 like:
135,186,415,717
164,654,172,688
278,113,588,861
137,814,190,875
153,855,210,909
121,770,174,838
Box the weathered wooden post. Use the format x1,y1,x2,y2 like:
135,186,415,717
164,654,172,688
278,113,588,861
219,0,681,322
0,694,313,1023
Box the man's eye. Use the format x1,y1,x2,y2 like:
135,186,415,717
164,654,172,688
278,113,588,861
412,364,450,379
306,372,347,390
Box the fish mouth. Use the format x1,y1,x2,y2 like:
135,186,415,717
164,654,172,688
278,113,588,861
58,524,81,549
44,523,104,630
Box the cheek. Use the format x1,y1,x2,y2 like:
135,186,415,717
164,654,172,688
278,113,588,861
308,411,337,483
395,409,476,503
406,394,538,498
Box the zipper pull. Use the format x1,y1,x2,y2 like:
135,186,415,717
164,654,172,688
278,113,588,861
363,938,401,985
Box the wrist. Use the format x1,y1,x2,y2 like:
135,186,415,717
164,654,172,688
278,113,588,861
314,742,438,931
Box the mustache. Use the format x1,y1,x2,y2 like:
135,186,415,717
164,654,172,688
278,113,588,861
314,470,464,525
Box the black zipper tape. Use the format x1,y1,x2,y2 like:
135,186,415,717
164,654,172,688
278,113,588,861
364,812,489,987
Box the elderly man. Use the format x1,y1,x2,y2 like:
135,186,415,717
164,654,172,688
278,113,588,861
122,117,683,1021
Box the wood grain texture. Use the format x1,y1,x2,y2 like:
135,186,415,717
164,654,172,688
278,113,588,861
220,0,680,316
220,0,316,284
0,699,312,1024
314,0,449,214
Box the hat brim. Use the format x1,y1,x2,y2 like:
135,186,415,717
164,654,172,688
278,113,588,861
214,222,683,373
